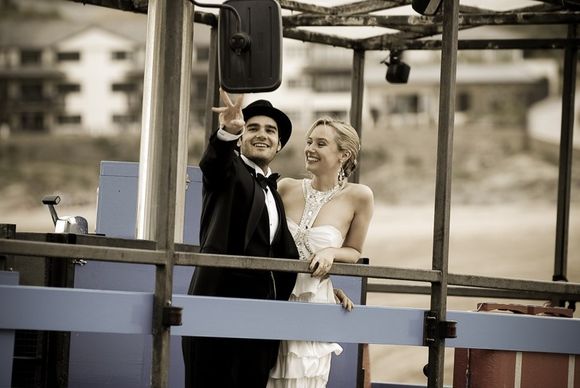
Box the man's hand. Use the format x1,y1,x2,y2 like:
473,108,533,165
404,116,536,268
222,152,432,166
212,88,245,134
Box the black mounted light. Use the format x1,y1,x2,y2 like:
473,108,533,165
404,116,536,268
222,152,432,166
380,50,410,84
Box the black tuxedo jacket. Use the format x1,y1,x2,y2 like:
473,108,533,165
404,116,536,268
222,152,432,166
188,130,299,301
182,131,299,387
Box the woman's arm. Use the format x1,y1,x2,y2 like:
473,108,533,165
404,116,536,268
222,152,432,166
310,184,374,278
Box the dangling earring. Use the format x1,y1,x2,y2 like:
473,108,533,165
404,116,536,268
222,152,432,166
338,163,346,183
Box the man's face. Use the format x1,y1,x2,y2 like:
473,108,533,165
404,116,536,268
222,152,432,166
239,115,281,170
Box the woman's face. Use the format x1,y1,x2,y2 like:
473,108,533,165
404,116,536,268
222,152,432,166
304,124,342,176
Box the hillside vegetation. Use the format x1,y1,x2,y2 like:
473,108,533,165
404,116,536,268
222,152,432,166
1,126,578,211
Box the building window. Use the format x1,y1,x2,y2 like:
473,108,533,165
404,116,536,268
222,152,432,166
57,51,81,62
58,83,81,94
112,114,137,124
389,94,421,114
112,51,131,61
57,115,82,124
457,92,471,112
20,112,45,131
20,50,42,66
287,78,305,89
111,82,136,92
20,82,43,101
312,73,350,92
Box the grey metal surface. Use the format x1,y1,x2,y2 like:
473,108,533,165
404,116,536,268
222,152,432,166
0,271,18,388
3,285,580,354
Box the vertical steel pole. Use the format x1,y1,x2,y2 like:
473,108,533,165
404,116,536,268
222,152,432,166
428,0,459,387
204,26,220,145
553,24,577,286
135,0,189,386
350,48,365,184
175,3,195,243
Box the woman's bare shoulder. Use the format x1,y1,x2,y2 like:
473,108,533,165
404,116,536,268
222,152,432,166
345,182,374,202
278,177,302,196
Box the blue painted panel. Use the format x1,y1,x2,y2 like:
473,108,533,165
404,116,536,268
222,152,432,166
329,275,364,388
3,286,580,355
95,160,202,244
173,294,426,346
0,285,152,334
0,271,18,388
447,309,580,354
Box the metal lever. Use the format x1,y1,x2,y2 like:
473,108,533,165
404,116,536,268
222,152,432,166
42,195,61,226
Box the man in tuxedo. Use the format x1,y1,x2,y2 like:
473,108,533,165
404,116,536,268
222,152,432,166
182,90,299,388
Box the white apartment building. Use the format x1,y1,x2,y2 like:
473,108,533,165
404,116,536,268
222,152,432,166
0,16,562,137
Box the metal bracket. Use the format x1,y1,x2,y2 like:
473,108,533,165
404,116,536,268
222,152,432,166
423,311,457,346
162,305,183,327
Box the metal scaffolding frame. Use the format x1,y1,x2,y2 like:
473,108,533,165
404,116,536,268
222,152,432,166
1,1,580,387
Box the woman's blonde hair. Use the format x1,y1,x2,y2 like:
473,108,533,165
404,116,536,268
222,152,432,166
306,117,361,178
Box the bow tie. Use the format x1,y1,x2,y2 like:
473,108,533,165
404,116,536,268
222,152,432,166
255,173,279,191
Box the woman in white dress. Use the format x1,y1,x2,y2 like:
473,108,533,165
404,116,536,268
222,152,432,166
267,117,374,388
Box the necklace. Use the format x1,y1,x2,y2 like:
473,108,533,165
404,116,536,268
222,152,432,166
294,179,345,259
305,179,344,208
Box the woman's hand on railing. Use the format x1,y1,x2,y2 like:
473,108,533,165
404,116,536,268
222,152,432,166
334,288,353,312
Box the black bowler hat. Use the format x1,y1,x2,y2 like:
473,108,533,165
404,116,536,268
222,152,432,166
242,99,292,149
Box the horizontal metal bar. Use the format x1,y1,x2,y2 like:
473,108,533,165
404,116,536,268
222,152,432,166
448,273,580,296
367,283,580,300
70,0,218,26
0,239,165,265
174,251,442,282
388,38,580,50
278,0,332,14
332,0,406,16
283,27,363,50
283,13,580,28
4,238,578,295
1,284,579,354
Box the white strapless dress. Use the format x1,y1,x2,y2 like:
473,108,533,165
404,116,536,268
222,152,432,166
267,219,344,388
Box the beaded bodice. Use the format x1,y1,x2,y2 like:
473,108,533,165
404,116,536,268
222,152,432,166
292,179,344,260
